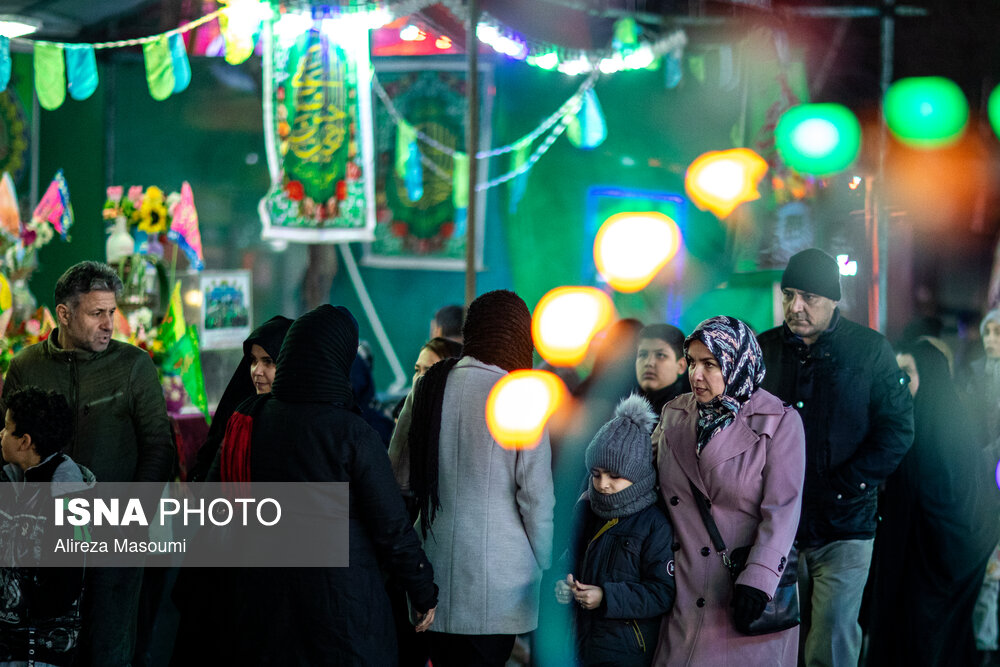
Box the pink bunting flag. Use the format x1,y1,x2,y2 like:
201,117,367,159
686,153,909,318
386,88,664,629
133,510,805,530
31,170,73,239
0,172,21,239
167,181,204,271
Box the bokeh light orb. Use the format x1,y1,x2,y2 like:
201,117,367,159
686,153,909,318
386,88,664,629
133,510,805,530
685,148,768,219
989,84,1000,141
883,77,968,149
593,211,681,293
532,287,615,367
486,370,566,449
775,104,861,176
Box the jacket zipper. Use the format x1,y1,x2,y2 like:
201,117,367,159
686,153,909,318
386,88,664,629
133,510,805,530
629,619,645,652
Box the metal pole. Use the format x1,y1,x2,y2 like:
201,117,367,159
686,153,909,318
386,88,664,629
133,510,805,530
873,0,894,332
464,0,480,307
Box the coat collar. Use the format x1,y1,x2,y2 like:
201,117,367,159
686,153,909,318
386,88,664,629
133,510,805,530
664,391,784,495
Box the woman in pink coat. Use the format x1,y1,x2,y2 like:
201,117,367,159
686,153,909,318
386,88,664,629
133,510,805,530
651,316,805,666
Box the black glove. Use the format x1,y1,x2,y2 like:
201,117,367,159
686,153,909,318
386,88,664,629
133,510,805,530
732,584,769,632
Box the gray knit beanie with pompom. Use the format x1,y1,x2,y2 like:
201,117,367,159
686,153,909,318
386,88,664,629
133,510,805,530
585,393,657,482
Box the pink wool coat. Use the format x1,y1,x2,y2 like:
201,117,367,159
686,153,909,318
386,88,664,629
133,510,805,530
651,390,805,667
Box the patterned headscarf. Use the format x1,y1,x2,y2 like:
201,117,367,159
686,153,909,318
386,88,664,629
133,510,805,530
684,316,766,454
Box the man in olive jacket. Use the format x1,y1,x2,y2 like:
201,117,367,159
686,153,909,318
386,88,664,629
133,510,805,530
757,248,913,667
1,260,174,666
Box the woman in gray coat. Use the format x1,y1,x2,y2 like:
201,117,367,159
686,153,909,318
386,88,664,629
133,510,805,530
391,289,555,667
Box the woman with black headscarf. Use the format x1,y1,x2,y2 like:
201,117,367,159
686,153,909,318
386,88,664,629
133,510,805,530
391,289,555,667
202,304,438,665
652,316,805,665
187,315,292,482
866,339,1000,666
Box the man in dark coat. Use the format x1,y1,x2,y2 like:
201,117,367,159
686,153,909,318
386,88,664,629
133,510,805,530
757,248,913,667
202,304,437,666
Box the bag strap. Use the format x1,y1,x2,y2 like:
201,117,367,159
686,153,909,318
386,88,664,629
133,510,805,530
688,480,732,567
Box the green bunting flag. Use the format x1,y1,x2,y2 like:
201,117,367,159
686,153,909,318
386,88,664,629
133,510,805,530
66,45,98,101
396,122,416,177
156,281,187,349
143,35,175,101
34,43,66,110
164,325,210,424
452,152,469,210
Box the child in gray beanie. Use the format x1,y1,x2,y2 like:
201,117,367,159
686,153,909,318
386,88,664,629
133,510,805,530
554,394,676,667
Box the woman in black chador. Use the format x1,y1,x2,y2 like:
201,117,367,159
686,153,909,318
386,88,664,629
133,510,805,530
867,339,1000,666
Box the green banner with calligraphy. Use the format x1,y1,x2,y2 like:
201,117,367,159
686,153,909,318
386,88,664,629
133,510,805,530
259,19,375,242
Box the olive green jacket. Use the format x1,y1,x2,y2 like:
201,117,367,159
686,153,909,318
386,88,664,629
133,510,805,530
2,331,174,483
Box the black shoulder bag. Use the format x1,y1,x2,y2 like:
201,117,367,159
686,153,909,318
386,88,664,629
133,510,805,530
688,480,800,636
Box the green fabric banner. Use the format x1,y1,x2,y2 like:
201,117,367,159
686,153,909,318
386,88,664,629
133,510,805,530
34,43,66,111
143,35,175,101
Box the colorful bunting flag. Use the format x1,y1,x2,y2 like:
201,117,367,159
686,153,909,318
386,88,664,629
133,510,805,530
168,34,192,94
508,141,531,214
66,45,98,101
32,170,72,239
167,181,205,271
34,43,66,111
143,35,175,101
219,1,260,66
0,172,21,239
566,89,606,150
0,37,10,91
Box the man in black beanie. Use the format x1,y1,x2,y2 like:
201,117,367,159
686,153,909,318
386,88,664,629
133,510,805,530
757,248,913,666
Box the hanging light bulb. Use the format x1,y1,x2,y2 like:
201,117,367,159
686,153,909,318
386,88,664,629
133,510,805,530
685,148,768,219
775,103,861,176
593,211,682,293
486,370,567,449
532,287,615,367
884,76,968,149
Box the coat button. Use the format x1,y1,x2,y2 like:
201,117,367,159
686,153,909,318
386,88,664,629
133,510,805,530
672,542,680,551
700,547,711,557
859,482,867,490
778,563,784,572
780,556,786,565
670,496,679,506
795,401,804,408
696,598,706,607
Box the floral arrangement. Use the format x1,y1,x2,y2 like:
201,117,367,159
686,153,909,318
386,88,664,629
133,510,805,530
0,305,56,375
103,185,180,247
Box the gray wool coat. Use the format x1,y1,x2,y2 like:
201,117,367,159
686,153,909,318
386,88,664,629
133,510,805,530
391,357,555,635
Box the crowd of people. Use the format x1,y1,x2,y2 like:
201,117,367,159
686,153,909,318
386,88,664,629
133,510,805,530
0,249,998,666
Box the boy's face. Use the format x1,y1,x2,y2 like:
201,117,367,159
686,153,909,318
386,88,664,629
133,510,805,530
636,337,687,393
591,467,634,495
0,409,27,467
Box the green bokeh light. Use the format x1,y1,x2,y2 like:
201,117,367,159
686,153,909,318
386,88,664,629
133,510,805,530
775,103,861,176
883,77,968,149
988,84,1000,140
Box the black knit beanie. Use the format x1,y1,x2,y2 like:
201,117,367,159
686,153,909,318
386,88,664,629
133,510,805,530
461,289,534,372
781,248,841,301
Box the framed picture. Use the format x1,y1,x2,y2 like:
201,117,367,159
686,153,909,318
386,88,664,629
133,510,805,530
199,270,252,350
362,58,492,270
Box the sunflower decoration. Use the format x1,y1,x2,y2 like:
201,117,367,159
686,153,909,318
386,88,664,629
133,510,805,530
138,186,169,234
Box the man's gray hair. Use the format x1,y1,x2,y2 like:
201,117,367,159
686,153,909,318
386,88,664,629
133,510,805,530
54,261,123,308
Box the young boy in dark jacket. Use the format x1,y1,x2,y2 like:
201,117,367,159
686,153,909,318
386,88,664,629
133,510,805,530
0,386,94,667
555,394,675,667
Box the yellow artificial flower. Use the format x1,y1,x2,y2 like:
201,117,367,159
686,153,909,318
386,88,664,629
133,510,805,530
138,186,169,234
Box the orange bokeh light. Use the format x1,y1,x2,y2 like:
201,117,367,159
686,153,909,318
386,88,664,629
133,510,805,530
485,370,567,449
593,211,682,293
685,148,768,219
532,286,615,367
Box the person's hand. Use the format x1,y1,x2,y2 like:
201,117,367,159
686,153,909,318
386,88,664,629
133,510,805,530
732,584,768,631
414,606,436,632
569,574,604,611
554,576,573,604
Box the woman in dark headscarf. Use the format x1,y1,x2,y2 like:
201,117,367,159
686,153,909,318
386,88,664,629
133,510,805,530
652,316,805,665
866,339,1000,666
187,315,292,482
209,304,437,665
390,290,555,667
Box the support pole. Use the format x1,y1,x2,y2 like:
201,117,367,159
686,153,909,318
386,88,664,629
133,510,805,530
464,0,480,306
872,0,894,332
